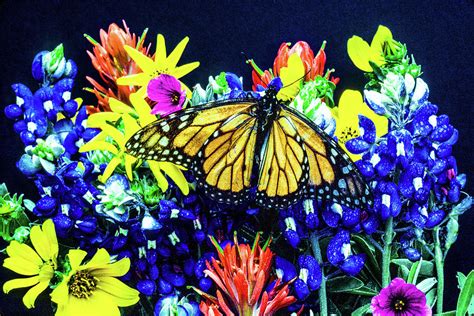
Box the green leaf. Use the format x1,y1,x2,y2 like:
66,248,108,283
351,303,371,316
326,276,364,293
392,258,434,276
345,285,379,296
425,287,437,308
407,258,422,284
457,272,467,290
23,199,35,212
398,265,410,280
328,298,342,316
435,312,456,316
445,217,459,251
456,270,474,316
416,277,437,294
0,183,8,195
450,196,473,216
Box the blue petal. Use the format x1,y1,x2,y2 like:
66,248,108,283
346,137,370,154
363,90,388,115
425,210,445,228
404,248,421,262
225,72,243,90
358,115,376,144
327,230,350,266
275,256,297,283
294,279,310,300
137,279,156,296
340,254,366,276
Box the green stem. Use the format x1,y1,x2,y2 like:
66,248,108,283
382,217,394,287
310,232,328,316
434,227,444,314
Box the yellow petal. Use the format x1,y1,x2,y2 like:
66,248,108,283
347,36,373,72
6,241,42,266
109,98,135,116
123,113,141,138
98,125,126,148
124,154,137,180
148,161,169,192
3,257,40,275
30,224,51,262
89,258,130,278
42,219,58,262
277,54,305,101
87,112,122,126
172,62,200,79
80,140,119,155
99,157,122,183
166,36,189,69
22,281,49,309
155,34,167,68
97,277,140,307
159,162,189,195
50,280,70,306
124,45,155,73
3,276,39,293
82,249,110,270
116,73,150,87
180,81,193,99
129,93,156,125
67,249,87,270
57,292,120,316
370,25,393,52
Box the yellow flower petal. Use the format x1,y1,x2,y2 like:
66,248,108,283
97,277,140,307
67,249,88,270
370,25,393,53
148,161,169,192
3,276,39,293
57,292,120,316
124,45,155,74
123,113,141,138
116,73,150,87
6,241,42,266
50,280,70,306
277,54,305,101
98,125,126,148
22,281,49,309
124,154,137,180
82,249,110,270
347,36,373,72
155,34,167,68
166,36,189,69
172,61,200,79
3,257,39,275
109,98,135,116
87,112,122,127
99,156,122,183
80,140,119,155
158,162,190,195
89,258,130,278
29,225,51,262
129,93,155,125
42,220,58,263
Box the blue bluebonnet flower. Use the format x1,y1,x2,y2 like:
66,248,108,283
373,181,402,220
155,294,199,316
327,230,366,276
345,115,377,154
31,44,77,86
399,162,432,204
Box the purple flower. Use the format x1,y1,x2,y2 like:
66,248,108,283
371,278,431,315
148,74,186,116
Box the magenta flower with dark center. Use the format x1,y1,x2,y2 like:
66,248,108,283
147,74,186,116
371,278,431,316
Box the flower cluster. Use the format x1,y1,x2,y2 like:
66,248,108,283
1,22,471,316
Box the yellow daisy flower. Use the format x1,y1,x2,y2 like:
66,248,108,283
347,25,393,72
2,219,58,309
331,89,388,160
80,92,189,194
116,34,199,98
51,248,139,316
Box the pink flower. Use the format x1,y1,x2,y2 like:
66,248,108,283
371,278,432,316
147,74,186,116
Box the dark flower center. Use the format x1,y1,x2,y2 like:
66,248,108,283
171,92,181,105
392,297,407,311
340,126,359,143
69,270,99,298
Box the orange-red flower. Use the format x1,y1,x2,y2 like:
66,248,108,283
248,41,339,92
197,234,298,316
85,20,151,113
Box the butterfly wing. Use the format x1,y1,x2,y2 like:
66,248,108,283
256,110,309,208
279,105,372,209
126,100,259,203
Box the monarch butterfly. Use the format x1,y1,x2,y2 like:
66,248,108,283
125,85,372,209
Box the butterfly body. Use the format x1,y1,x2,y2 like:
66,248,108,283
126,88,372,210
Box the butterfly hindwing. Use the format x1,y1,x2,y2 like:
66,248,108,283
194,108,259,204
280,105,372,209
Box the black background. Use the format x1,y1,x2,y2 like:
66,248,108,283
0,0,472,314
